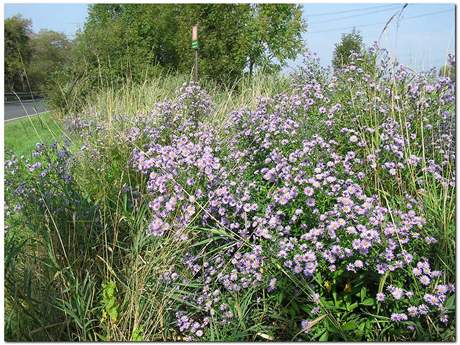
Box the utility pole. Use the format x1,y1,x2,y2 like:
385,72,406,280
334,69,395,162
192,24,199,83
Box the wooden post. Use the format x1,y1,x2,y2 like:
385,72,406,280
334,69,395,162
194,49,198,83
192,25,199,83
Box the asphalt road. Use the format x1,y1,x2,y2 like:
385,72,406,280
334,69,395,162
4,99,48,121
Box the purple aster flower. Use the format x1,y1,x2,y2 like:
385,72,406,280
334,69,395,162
350,135,359,143
436,285,449,295
391,313,408,322
440,314,449,324
417,304,429,315
423,294,439,306
301,320,311,333
407,306,418,317
267,278,277,292
391,287,404,300
412,267,422,276
304,187,314,196
311,293,320,304
419,275,431,286
376,263,388,275
148,217,166,236
306,198,316,207
28,162,42,172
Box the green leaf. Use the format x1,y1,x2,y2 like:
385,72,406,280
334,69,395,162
342,320,357,331
361,298,375,306
101,279,119,323
319,331,328,341
348,302,359,311
360,286,366,302
131,326,144,341
315,272,323,285
445,295,455,310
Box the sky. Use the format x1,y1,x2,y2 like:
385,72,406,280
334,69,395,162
4,3,456,71
4,3,88,38
299,3,456,71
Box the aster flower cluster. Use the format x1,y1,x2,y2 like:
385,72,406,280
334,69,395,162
127,47,455,339
5,141,74,210
6,44,448,341
4,140,98,246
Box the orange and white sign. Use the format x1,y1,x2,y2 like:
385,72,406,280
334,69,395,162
192,25,198,41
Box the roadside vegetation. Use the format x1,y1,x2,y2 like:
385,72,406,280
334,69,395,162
4,42,456,341
4,112,63,157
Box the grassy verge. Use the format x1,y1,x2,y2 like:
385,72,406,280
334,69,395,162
4,112,64,157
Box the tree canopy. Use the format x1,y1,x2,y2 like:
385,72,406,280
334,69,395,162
28,30,72,91
73,4,306,85
5,15,32,92
4,15,71,93
332,29,365,70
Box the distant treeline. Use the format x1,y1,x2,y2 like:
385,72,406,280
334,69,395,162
4,4,307,112
5,15,71,93
4,4,454,113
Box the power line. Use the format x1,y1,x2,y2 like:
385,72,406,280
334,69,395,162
308,9,453,34
304,4,399,18
309,5,402,25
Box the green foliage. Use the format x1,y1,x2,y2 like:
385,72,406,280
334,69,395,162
5,14,71,94
175,4,306,83
101,280,119,324
4,15,32,92
28,30,72,92
48,3,305,113
332,29,364,70
131,326,144,341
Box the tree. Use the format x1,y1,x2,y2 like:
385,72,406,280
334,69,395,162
5,16,70,94
332,29,364,70
174,4,254,85
28,30,71,91
66,4,181,87
67,4,306,86
4,15,32,92
247,4,306,75
174,4,306,83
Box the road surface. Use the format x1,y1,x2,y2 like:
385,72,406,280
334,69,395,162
4,99,48,121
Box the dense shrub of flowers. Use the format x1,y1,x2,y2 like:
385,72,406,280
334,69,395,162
128,47,455,340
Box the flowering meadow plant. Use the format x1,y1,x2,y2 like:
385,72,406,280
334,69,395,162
127,46,455,340
4,45,455,341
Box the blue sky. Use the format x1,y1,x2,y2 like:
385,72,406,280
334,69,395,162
4,3,88,38
4,3,456,71
299,3,455,71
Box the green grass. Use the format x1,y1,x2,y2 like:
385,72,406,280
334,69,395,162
4,112,64,157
